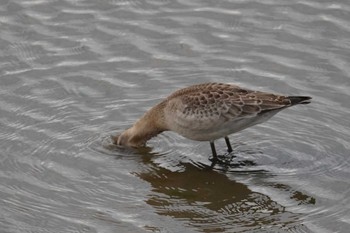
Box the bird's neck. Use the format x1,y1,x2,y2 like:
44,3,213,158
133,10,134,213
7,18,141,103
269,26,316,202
116,102,168,147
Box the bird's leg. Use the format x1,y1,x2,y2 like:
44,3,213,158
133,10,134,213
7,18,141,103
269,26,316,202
224,136,233,153
210,141,218,160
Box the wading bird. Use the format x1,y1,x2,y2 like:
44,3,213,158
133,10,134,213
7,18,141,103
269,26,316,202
113,82,311,160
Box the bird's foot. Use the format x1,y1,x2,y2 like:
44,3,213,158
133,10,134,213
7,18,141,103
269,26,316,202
209,153,237,166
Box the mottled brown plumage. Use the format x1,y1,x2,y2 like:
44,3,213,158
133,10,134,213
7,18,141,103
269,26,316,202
114,82,311,159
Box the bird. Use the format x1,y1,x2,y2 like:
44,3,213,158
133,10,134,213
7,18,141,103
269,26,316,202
113,82,311,160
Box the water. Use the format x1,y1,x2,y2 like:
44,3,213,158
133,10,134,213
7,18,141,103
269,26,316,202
1,0,350,232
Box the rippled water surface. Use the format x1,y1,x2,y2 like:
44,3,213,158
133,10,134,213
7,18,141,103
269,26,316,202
1,0,350,232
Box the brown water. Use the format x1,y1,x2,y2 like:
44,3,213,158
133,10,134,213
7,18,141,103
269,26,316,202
1,0,350,232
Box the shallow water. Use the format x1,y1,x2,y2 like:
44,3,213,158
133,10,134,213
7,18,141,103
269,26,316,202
1,0,350,232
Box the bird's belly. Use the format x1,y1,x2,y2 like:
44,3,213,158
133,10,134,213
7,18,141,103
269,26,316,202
170,118,256,141
169,111,278,141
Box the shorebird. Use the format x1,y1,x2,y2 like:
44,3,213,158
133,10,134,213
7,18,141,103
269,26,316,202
113,82,311,160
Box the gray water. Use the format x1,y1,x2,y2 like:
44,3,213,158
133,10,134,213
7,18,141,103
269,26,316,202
1,0,350,232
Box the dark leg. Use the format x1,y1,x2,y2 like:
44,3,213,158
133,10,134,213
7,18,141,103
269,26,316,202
225,136,233,153
210,141,218,160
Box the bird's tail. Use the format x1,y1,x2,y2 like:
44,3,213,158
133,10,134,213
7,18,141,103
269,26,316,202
287,96,312,105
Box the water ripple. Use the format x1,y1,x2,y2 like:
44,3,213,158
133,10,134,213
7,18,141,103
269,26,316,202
1,0,350,232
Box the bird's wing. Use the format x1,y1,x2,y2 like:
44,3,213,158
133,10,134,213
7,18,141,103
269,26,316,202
222,91,293,120
165,83,293,131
